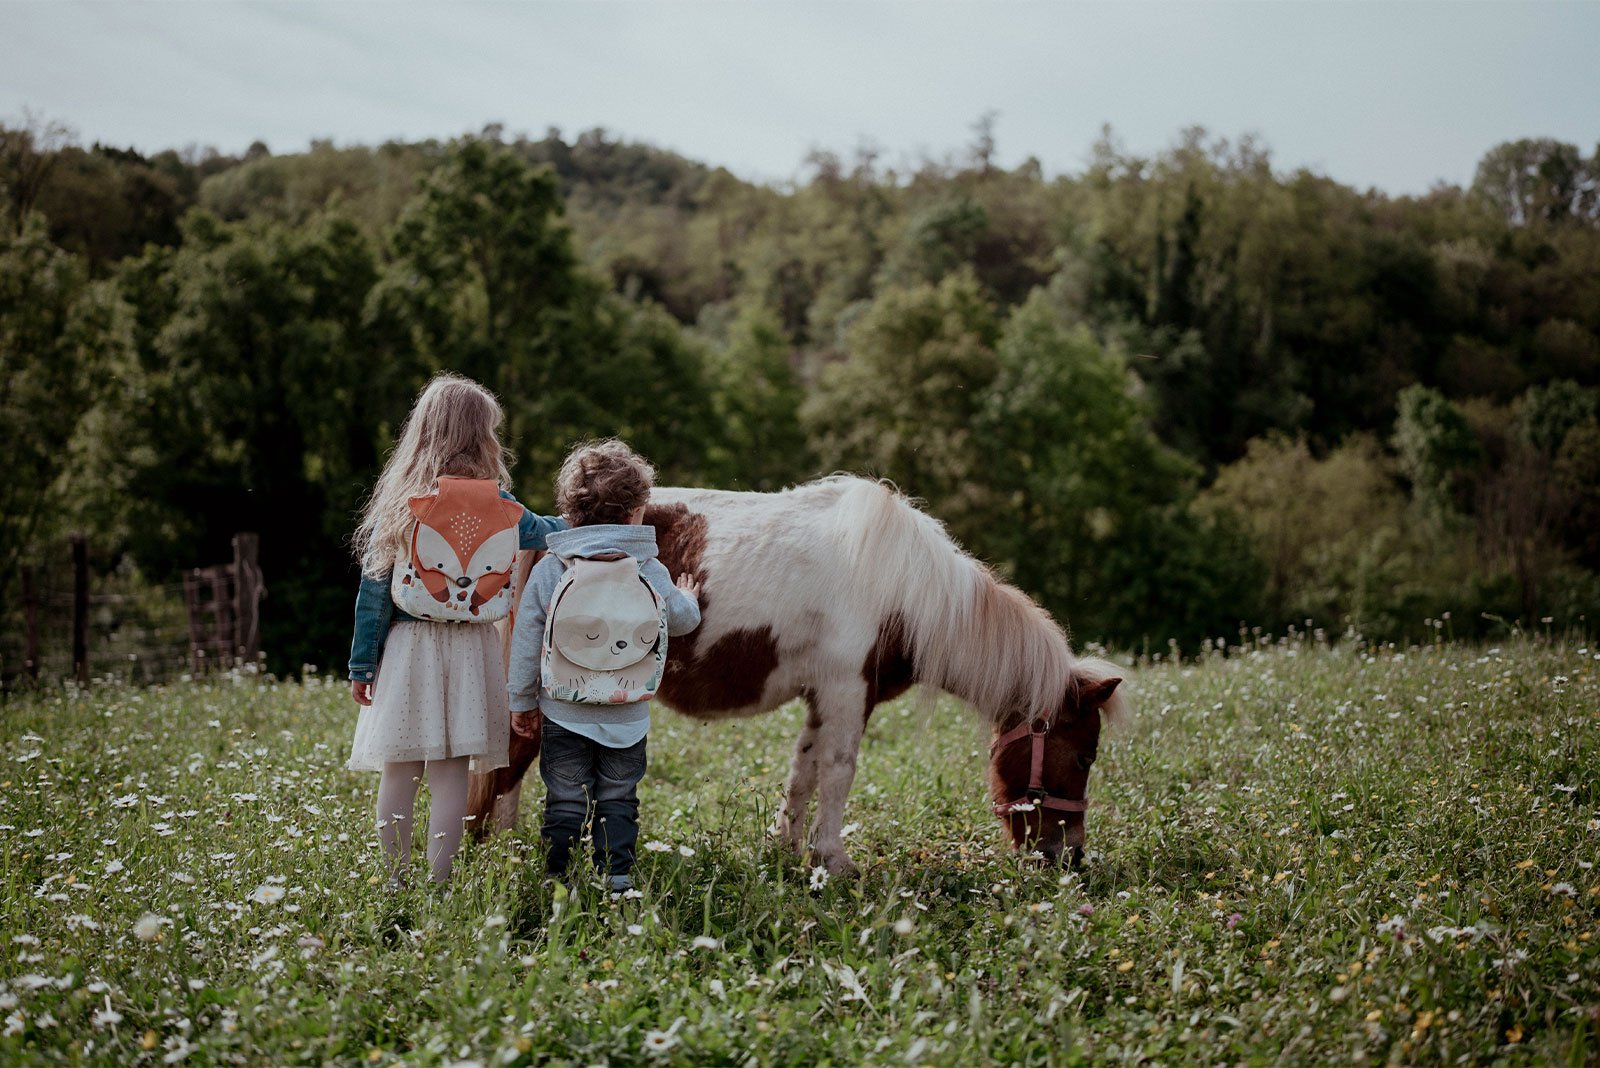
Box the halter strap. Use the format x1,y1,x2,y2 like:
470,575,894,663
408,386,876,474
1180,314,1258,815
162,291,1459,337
990,718,1090,818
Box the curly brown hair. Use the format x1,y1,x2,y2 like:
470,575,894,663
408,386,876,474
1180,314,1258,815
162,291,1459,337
555,439,656,527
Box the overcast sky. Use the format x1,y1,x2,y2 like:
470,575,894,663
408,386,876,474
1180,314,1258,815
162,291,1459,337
4,1,1597,194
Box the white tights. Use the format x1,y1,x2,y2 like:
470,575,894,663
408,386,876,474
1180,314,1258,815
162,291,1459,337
375,757,471,884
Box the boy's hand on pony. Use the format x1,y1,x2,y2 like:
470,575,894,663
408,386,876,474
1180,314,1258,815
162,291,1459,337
351,681,374,706
674,572,701,599
511,710,541,739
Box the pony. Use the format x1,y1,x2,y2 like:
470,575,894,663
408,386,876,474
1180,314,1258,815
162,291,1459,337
467,476,1127,872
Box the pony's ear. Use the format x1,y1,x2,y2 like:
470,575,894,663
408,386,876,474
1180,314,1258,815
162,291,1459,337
1078,677,1122,713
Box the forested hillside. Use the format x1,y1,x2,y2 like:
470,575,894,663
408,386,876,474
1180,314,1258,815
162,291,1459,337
3,118,1598,672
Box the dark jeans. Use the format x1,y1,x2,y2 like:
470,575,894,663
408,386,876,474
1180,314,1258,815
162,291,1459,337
539,719,647,880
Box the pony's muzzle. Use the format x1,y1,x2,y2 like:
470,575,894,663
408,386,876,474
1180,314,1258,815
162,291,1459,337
1038,820,1085,867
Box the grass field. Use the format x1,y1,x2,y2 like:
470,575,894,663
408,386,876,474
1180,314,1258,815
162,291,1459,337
2,636,1597,1065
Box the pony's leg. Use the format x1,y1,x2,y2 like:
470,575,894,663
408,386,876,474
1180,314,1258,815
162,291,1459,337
773,695,824,853
466,724,541,838
806,680,871,877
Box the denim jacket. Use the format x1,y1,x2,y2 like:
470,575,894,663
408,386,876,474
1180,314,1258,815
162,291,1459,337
348,491,566,681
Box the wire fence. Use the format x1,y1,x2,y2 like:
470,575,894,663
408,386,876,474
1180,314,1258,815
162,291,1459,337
0,534,261,689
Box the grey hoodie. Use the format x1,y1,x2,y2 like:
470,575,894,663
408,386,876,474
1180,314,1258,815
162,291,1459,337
507,524,701,747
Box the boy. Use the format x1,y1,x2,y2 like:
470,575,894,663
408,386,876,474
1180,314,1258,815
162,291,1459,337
507,439,701,891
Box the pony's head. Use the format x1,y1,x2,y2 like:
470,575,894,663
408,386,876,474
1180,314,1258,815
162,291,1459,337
988,661,1125,867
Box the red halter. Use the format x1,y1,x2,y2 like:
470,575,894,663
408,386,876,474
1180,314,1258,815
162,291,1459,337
990,718,1089,818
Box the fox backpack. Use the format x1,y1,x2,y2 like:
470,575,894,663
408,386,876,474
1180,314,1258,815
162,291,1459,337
540,554,669,705
390,477,524,623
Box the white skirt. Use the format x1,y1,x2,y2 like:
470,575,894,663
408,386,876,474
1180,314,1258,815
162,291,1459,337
347,621,510,772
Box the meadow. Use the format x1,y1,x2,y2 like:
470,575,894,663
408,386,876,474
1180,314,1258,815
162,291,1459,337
1,635,1597,1065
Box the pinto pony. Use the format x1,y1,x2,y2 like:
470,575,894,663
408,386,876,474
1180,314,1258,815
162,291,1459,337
467,476,1127,872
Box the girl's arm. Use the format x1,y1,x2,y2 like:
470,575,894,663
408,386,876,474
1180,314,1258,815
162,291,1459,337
349,571,394,703
500,490,567,550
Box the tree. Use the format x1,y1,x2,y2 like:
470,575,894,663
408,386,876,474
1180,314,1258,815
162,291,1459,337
0,214,130,604
702,303,813,491
1200,433,1409,628
1393,384,1482,518
0,114,72,233
107,209,390,670
973,291,1260,646
1472,139,1598,228
375,137,721,504
803,270,999,527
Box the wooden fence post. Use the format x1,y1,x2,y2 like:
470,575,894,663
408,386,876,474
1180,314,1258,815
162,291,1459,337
21,565,39,682
182,570,205,674
71,535,88,685
232,533,261,665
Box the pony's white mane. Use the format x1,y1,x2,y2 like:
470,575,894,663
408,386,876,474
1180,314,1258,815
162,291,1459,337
827,477,1127,725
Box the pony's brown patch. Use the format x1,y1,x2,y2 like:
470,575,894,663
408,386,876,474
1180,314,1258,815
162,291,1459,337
646,502,704,579
659,626,782,716
861,615,915,721
646,500,782,717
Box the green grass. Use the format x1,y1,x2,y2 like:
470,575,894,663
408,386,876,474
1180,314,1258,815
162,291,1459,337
2,636,1597,1065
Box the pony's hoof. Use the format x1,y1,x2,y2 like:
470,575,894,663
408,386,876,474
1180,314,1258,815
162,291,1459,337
816,851,860,878
769,819,806,855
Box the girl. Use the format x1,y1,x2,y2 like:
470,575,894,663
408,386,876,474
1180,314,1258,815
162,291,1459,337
347,373,564,884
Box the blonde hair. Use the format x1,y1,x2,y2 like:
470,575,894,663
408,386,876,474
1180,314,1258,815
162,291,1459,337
353,373,513,575
556,439,655,527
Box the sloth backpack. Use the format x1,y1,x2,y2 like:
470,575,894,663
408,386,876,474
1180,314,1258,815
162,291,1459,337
390,477,524,623
540,553,669,704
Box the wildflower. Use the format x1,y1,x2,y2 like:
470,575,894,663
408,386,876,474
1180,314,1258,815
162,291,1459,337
1377,914,1407,939
1077,904,1095,917
643,841,672,853
92,999,123,1029
247,884,285,905
642,1029,680,1055
104,859,125,875
133,914,164,942
691,935,721,951
1226,913,1242,929
163,1040,197,1064
678,845,695,857
809,865,829,891
708,979,725,999
627,924,644,936
3,1012,23,1037
893,917,915,936
1551,882,1576,897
